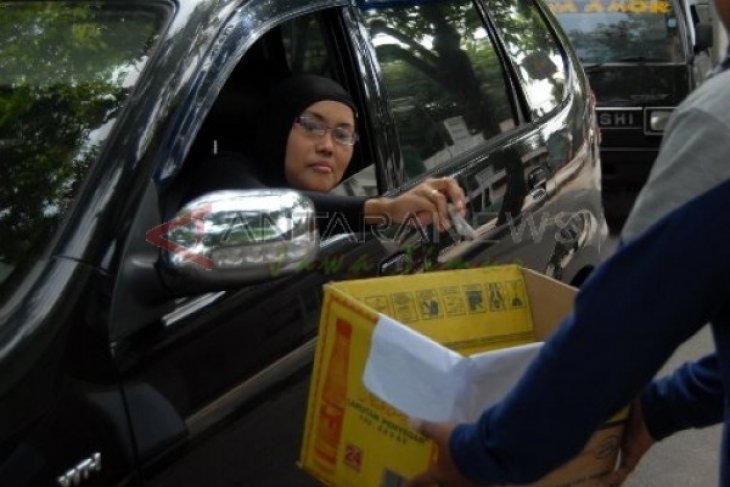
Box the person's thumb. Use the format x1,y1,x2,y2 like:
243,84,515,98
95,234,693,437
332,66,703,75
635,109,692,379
405,469,439,487
600,466,630,486
412,419,437,439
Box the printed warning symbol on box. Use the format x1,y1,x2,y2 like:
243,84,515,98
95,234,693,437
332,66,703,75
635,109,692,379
416,289,442,320
439,286,466,316
463,284,486,314
364,296,391,315
487,282,506,311
505,279,527,309
390,292,418,322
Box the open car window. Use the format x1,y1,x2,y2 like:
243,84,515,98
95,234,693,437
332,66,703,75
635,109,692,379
178,7,380,214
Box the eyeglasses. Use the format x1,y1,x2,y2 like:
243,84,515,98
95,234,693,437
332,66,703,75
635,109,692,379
295,115,358,146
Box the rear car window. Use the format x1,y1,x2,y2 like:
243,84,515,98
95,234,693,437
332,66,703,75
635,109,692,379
485,0,568,118
0,2,168,300
359,0,516,178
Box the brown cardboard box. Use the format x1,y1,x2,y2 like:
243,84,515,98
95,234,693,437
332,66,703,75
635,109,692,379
300,265,625,486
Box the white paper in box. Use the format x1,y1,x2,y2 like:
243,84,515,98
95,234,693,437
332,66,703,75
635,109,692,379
363,315,543,423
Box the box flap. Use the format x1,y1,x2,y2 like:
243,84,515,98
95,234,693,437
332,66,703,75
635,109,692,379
363,315,544,423
522,268,576,340
461,342,543,421
362,315,468,422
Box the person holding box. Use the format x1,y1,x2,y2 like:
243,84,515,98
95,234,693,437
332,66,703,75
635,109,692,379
406,0,730,481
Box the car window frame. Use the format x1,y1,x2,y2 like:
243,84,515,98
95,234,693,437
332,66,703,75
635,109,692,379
348,0,532,186
477,0,573,123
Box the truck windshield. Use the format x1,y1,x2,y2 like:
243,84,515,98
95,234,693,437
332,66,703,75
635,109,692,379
547,0,685,64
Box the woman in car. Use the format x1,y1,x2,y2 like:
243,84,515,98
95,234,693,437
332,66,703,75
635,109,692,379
185,74,466,233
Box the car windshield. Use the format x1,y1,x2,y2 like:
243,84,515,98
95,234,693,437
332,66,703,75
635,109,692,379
0,3,168,300
546,0,685,64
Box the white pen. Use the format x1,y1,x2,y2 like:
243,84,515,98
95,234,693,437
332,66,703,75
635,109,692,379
448,203,478,240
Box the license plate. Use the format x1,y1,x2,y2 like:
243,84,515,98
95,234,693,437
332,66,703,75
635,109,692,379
597,109,642,128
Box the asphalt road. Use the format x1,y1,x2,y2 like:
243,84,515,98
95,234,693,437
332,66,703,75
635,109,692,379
601,234,721,486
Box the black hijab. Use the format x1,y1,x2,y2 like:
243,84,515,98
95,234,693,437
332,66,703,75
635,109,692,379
255,74,357,186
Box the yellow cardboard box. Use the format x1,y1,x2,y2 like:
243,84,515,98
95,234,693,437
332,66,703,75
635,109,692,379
300,265,625,486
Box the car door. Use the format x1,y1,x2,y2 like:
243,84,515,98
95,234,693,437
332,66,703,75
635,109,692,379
351,0,530,280
481,0,605,283
106,2,426,486
0,3,174,486
351,0,600,283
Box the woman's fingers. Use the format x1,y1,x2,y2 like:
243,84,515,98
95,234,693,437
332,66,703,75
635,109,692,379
420,185,450,231
381,177,467,230
417,177,467,230
431,177,467,214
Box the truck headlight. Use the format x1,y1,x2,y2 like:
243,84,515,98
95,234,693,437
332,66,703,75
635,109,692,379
646,108,673,133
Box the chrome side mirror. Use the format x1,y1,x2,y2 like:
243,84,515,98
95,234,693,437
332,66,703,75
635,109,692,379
161,190,318,284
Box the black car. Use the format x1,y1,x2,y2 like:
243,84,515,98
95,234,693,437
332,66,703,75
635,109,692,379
0,0,606,485
546,0,714,222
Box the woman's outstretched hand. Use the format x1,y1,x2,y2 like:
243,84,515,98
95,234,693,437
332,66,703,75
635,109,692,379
365,177,467,232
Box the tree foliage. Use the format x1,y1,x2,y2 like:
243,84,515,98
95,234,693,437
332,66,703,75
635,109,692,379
0,3,165,296
362,0,514,164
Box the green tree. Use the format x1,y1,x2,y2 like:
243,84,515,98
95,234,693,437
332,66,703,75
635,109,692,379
365,1,502,137
0,3,164,295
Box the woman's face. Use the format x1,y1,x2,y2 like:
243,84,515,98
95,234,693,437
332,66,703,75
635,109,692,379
284,100,355,192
